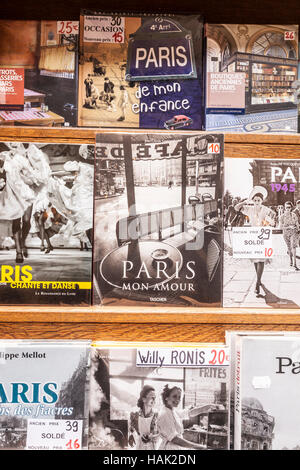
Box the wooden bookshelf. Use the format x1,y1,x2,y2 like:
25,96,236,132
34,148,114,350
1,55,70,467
0,128,300,342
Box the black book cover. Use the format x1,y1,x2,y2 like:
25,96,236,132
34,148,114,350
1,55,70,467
93,130,223,306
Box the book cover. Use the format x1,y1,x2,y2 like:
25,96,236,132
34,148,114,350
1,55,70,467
93,130,223,306
234,335,300,450
205,24,298,133
225,330,296,448
0,20,78,126
89,342,229,450
78,11,204,130
0,340,91,450
0,141,93,305
223,156,300,308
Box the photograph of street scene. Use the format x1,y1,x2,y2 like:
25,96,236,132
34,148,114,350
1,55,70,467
93,132,223,306
224,157,300,307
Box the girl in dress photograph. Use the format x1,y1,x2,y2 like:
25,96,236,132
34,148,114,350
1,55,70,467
234,185,275,295
128,385,159,450
157,385,214,450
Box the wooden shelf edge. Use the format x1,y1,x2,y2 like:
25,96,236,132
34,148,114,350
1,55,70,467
0,127,300,145
1,306,300,324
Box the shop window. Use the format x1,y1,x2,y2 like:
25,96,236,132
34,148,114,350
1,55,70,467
251,32,296,59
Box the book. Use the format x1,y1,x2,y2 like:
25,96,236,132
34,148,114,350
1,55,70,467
205,24,298,133
0,20,79,126
0,141,94,305
223,155,300,308
233,335,300,450
225,330,300,448
0,339,91,450
88,341,229,450
93,130,224,306
78,11,204,130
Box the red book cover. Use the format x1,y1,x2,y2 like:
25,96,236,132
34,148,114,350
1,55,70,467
0,68,24,110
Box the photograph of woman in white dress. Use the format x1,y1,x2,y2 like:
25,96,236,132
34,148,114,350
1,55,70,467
157,385,214,450
128,385,159,450
234,186,275,295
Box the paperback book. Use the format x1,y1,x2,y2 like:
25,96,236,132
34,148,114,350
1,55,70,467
0,141,94,305
223,155,300,308
234,335,300,450
225,330,299,448
0,340,91,450
205,24,298,133
93,130,224,306
0,20,78,126
78,11,204,130
89,342,229,450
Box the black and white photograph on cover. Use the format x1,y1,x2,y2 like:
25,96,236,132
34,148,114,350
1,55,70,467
93,132,224,306
223,157,300,308
88,347,229,450
236,336,300,450
0,142,94,304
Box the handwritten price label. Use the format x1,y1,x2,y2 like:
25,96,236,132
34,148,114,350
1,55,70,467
26,419,83,451
57,21,79,36
207,143,220,154
232,227,273,259
83,16,125,43
208,348,229,365
284,31,296,40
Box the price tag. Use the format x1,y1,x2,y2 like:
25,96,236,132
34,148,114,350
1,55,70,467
26,419,82,450
232,227,273,259
284,31,296,40
83,16,125,43
207,142,220,154
57,21,79,36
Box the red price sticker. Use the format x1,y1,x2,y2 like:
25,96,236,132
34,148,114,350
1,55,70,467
208,142,220,154
284,31,296,40
208,348,229,366
26,419,83,450
57,21,79,36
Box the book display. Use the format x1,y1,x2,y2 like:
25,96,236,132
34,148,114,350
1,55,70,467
1,0,300,456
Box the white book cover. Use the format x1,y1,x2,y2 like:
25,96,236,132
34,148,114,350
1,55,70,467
234,335,300,450
223,156,300,308
0,340,91,450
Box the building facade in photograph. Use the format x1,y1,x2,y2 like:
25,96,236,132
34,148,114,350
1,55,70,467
241,397,275,450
